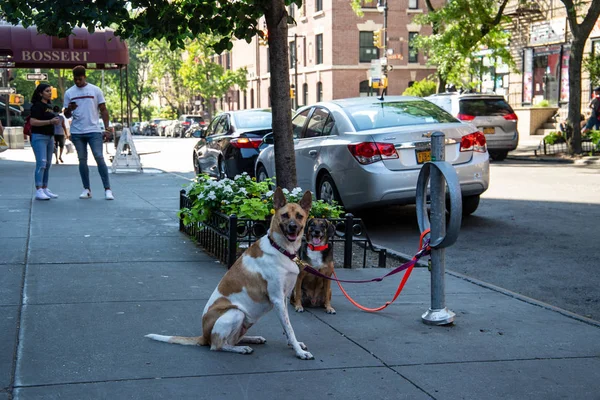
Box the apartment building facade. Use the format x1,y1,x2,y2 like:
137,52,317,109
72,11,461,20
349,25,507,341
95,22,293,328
222,0,439,111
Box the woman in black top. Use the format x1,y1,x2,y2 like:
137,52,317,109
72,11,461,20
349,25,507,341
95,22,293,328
30,83,61,200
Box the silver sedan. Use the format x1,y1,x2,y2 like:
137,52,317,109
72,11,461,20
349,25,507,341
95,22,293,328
255,96,490,215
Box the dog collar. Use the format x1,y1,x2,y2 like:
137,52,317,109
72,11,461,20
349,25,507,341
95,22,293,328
268,235,297,261
307,243,329,252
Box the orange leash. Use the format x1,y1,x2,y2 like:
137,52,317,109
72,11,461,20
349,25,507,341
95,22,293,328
333,229,431,312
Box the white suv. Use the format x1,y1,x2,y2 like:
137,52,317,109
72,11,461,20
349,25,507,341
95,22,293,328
426,93,519,161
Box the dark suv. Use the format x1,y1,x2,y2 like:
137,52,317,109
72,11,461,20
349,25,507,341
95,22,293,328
426,93,519,161
176,114,205,138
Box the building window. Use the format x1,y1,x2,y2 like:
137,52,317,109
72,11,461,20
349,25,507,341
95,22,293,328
52,37,68,49
290,41,297,69
268,86,271,107
359,31,379,63
225,53,231,70
243,90,247,109
317,82,323,102
316,0,323,12
289,4,295,19
360,0,375,8
408,32,418,63
316,34,323,65
251,88,255,108
267,48,270,73
408,0,418,9
303,83,308,106
299,1,306,17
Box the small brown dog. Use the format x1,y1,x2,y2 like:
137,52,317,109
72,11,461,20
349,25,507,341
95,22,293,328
292,218,336,314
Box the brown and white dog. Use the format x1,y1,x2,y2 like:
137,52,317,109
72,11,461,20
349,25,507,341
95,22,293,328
146,187,315,359
292,218,336,314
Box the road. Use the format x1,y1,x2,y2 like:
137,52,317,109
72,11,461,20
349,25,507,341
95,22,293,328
121,137,600,321
356,159,600,322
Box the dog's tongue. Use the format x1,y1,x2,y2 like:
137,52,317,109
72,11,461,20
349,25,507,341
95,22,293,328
312,237,322,245
287,234,297,241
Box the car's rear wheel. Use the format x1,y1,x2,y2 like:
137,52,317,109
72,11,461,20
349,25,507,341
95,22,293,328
318,173,342,205
489,151,508,161
462,194,480,216
256,165,269,182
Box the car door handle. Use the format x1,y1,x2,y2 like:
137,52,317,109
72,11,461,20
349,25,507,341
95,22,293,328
308,150,318,157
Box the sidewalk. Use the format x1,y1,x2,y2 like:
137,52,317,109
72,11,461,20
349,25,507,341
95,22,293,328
507,135,600,165
1,149,599,400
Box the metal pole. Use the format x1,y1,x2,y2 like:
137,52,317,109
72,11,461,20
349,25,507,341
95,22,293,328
422,131,455,325
294,33,299,110
4,69,9,127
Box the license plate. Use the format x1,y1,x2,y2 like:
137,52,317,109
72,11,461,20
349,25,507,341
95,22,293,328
483,127,495,134
416,150,431,164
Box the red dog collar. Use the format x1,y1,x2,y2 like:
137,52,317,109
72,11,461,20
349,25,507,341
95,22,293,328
307,243,329,252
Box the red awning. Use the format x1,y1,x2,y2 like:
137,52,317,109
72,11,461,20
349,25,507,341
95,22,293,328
0,25,129,69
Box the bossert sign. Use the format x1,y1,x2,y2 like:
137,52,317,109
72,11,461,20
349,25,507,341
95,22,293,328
21,50,91,63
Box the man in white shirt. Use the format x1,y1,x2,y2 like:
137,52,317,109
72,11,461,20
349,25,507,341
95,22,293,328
64,65,114,200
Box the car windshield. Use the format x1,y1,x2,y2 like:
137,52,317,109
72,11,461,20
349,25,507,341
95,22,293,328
345,100,457,131
459,99,513,116
234,111,272,129
186,117,203,123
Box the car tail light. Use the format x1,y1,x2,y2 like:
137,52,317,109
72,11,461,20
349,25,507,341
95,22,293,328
457,113,476,121
183,121,190,125
347,142,399,165
460,131,487,153
503,113,518,121
230,137,263,149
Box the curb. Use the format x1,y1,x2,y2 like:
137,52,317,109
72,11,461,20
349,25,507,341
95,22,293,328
375,243,600,328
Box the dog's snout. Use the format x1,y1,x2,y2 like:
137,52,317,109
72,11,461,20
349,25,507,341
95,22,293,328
287,222,297,233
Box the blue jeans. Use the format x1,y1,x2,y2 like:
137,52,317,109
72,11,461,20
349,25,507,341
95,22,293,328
71,132,111,190
30,133,54,187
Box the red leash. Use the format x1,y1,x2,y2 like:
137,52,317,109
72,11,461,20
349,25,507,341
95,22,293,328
329,229,430,312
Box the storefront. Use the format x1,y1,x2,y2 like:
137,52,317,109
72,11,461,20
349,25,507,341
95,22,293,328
521,18,569,106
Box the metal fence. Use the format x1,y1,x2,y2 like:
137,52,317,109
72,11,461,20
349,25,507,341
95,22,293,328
179,190,387,268
536,138,598,155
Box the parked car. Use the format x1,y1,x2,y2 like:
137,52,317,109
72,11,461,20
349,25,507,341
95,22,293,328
157,119,173,136
425,93,518,161
164,120,179,137
176,114,205,138
255,96,490,215
144,118,166,136
131,122,141,135
193,109,273,178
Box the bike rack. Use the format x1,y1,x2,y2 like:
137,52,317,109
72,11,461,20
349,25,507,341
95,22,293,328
415,131,462,325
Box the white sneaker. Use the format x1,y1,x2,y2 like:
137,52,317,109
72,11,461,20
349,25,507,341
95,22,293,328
79,189,92,199
43,188,58,198
35,188,51,200
105,189,114,200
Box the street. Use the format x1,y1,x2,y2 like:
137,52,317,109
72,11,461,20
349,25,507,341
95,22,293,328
47,136,600,321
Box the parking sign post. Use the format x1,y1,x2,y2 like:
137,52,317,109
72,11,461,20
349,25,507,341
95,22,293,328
416,131,462,326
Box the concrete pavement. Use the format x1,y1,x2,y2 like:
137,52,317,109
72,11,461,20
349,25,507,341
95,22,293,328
1,146,599,399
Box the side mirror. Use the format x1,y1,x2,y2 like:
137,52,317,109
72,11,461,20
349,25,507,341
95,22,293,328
192,129,203,139
262,133,274,145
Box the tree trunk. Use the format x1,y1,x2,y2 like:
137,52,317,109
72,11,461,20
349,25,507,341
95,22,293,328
566,38,585,154
265,1,297,189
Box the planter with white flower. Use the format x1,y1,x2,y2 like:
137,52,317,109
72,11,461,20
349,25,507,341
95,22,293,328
179,173,387,268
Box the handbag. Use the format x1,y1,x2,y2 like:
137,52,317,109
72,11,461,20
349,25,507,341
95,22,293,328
65,139,75,154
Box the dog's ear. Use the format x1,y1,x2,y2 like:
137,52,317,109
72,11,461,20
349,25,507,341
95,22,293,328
305,217,314,233
326,220,336,238
273,187,287,210
299,191,312,212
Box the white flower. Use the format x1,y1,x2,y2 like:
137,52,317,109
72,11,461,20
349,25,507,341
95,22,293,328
291,187,302,195
234,174,242,180
282,188,290,194
266,190,274,197
207,191,217,200
222,199,230,204
239,188,247,195
223,186,233,193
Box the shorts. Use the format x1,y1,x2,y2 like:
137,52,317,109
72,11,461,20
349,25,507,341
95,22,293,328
54,135,66,149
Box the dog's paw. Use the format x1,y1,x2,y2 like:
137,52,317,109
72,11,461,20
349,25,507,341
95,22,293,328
325,307,336,314
294,305,305,313
239,346,254,354
296,350,314,360
298,341,308,350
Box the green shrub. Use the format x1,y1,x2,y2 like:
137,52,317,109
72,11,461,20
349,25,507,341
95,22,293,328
533,99,550,107
544,131,565,145
179,173,344,226
402,78,437,97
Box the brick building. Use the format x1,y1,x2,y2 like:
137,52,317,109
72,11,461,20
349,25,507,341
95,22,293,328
221,0,439,111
